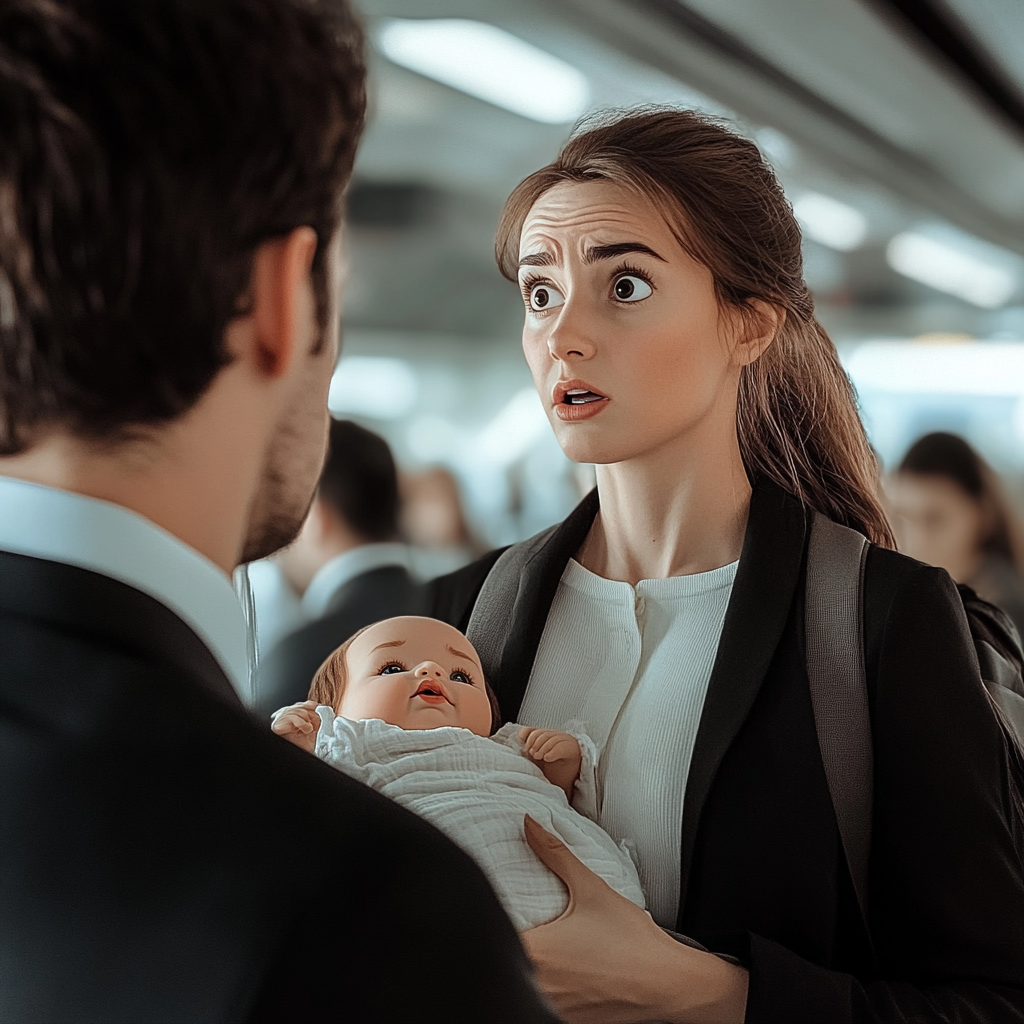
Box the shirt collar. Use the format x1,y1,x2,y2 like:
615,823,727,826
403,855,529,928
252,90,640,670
302,542,411,619
0,475,249,694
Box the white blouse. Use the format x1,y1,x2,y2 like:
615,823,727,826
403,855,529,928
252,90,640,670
517,556,737,927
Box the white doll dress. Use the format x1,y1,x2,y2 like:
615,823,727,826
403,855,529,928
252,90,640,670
314,708,646,930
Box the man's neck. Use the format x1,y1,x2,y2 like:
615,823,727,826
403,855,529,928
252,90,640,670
0,426,257,576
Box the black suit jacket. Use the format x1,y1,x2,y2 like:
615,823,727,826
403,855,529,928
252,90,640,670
0,550,559,1024
429,480,1024,1024
255,564,423,720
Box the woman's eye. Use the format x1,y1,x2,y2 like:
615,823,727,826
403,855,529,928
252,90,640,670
450,670,471,684
380,663,405,675
612,275,652,302
528,282,565,312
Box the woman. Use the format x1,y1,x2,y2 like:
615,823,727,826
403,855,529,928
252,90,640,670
430,110,1024,1024
890,431,1024,638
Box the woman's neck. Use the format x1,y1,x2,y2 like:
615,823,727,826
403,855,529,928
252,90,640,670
578,431,752,585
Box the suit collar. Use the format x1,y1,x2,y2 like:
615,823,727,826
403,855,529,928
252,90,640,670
488,479,809,921
0,476,249,692
677,480,809,920
495,488,599,716
302,543,411,619
0,550,241,706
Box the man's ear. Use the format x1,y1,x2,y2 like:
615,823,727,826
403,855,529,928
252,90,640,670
732,298,785,367
246,226,319,378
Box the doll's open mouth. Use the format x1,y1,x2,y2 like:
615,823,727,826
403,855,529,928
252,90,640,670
413,681,452,704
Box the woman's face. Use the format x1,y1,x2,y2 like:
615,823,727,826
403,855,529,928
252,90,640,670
516,180,754,466
888,472,984,580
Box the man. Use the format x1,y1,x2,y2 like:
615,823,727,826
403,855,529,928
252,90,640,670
256,419,423,718
0,2,558,1021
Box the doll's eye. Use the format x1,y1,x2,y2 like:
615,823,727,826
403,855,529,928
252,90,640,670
450,670,473,685
380,663,405,675
612,275,653,302
528,282,565,312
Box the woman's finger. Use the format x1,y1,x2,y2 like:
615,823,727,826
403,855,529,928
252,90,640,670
523,815,610,902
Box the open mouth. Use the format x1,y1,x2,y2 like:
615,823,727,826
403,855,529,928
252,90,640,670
554,380,608,406
563,389,605,405
413,681,451,704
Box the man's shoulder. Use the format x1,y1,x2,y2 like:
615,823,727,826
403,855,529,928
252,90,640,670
1,601,560,1024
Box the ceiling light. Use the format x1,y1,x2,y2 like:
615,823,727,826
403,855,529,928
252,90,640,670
844,341,1024,395
793,193,867,251
886,231,1020,308
376,19,589,124
328,357,417,419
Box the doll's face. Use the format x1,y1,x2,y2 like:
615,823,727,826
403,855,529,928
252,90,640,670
339,617,492,736
517,180,759,467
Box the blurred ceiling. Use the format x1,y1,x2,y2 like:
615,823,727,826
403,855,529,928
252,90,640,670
345,0,1024,346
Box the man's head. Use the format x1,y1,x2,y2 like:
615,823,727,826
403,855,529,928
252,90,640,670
0,0,366,567
277,419,402,593
309,616,499,737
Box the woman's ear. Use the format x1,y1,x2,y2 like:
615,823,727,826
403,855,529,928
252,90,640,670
732,299,785,367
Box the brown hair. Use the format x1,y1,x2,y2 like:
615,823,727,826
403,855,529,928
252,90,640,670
496,108,894,547
308,621,501,732
0,0,365,454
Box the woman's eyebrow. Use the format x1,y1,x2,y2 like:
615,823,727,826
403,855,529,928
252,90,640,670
370,639,405,653
584,241,666,263
519,251,554,268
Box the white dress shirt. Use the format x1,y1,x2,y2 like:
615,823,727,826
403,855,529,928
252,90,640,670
518,556,737,927
0,475,249,693
301,542,411,619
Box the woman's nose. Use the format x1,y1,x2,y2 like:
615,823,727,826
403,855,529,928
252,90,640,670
414,661,445,678
546,309,595,361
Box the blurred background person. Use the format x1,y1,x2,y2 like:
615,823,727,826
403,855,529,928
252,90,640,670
401,465,479,579
255,419,422,719
889,431,1024,636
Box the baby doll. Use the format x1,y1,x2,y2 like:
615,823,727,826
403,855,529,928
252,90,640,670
271,614,644,930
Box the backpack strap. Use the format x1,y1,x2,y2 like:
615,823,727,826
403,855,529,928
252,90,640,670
805,512,872,924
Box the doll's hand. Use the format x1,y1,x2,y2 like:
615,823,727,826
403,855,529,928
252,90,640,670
270,700,321,755
519,727,583,799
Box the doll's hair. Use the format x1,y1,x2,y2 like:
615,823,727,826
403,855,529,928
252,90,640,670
496,107,895,548
308,622,501,733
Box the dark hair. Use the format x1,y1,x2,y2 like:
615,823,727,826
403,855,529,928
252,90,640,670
496,108,894,548
0,0,366,454
898,432,1023,569
309,623,501,734
319,419,400,542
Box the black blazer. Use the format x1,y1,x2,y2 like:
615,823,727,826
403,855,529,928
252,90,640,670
429,480,1024,1024
255,563,424,720
0,550,559,1024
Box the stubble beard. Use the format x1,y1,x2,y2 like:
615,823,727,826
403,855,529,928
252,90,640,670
240,405,327,565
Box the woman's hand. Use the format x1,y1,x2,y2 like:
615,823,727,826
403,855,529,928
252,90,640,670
521,816,748,1024
270,699,321,754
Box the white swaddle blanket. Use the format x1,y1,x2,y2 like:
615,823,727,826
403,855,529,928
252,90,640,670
314,708,645,930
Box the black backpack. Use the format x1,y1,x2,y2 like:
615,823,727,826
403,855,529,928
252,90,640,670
804,514,1024,931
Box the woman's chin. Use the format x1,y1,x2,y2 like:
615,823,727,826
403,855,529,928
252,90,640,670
558,438,636,466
